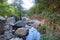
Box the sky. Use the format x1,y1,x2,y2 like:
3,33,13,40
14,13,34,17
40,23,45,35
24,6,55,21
7,0,35,10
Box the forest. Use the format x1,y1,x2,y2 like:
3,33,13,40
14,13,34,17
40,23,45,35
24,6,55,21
0,0,60,40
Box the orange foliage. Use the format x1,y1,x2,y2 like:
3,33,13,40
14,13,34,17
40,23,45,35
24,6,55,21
30,13,60,34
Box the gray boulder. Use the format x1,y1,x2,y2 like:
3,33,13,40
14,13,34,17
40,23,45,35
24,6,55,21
15,28,28,37
13,20,26,30
6,17,16,26
15,20,26,27
0,16,6,21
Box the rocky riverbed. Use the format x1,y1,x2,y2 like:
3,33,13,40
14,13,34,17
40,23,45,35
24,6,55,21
0,16,41,40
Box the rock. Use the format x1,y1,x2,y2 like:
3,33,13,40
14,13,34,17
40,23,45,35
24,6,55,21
22,17,30,21
27,20,42,27
4,22,13,40
6,17,16,26
4,24,12,31
10,37,23,40
22,17,31,24
13,20,25,30
13,20,26,30
15,28,28,37
0,25,4,34
25,25,32,29
4,17,16,40
0,16,6,21
0,35,6,40
4,31,13,39
15,20,26,27
0,16,6,35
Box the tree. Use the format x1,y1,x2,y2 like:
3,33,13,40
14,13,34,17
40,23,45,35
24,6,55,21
0,0,17,17
11,0,23,20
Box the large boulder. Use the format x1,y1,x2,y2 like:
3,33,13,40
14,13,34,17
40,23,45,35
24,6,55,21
15,28,28,37
15,20,25,27
13,20,26,30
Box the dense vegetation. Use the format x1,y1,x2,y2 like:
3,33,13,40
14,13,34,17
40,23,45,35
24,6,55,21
34,0,60,40
0,0,22,19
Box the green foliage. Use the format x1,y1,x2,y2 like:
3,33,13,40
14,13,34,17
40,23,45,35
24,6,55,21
33,0,60,40
0,0,15,16
12,0,23,19
37,24,46,34
0,0,22,19
47,12,60,20
41,34,60,40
